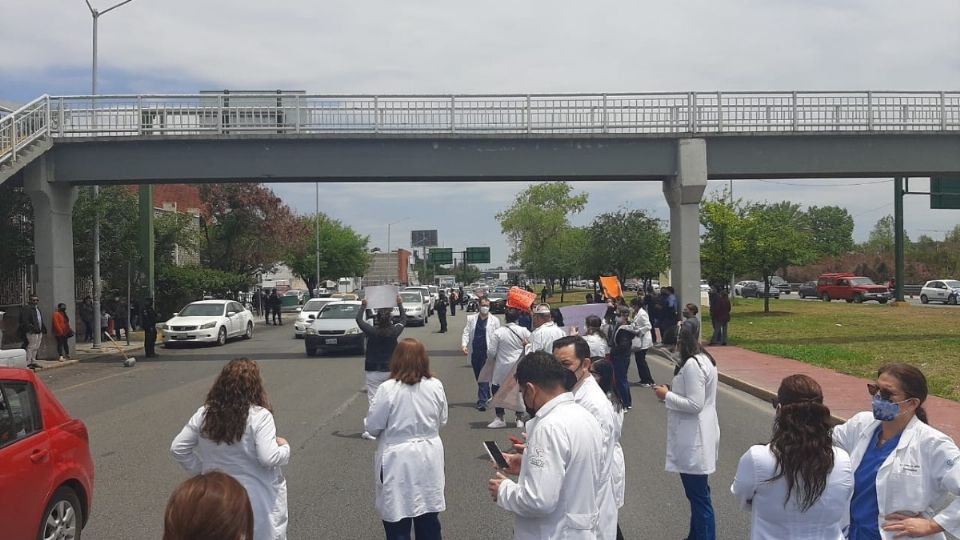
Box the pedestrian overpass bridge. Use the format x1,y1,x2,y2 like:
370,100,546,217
2,90,959,351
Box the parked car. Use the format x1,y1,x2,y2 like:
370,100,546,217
797,281,818,299
816,273,891,304
740,281,781,299
0,366,95,540
293,297,341,338
920,279,960,305
403,286,435,315
393,291,430,326
767,276,792,295
159,300,255,346
734,281,752,296
304,301,365,356
699,280,710,292
487,287,510,314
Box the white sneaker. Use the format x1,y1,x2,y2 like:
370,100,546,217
487,418,507,429
361,431,377,440
515,419,525,429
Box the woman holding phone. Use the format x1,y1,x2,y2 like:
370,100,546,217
365,338,448,540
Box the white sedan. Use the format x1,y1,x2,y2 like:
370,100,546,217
294,297,341,338
159,300,254,346
920,279,960,305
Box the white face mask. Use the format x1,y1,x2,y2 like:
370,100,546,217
479,306,490,314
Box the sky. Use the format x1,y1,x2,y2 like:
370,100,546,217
3,0,959,267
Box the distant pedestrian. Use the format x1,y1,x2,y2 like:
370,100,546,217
52,303,73,361
540,286,549,304
461,298,501,411
709,292,731,346
435,292,448,333
79,295,95,342
527,303,566,353
18,294,46,369
269,290,282,325
681,303,701,343
163,471,254,540
609,306,636,410
629,297,655,387
262,290,271,325
581,315,609,361
449,290,457,316
112,296,129,341
142,297,160,358
654,326,720,540
357,296,407,440
364,338,448,540
486,308,530,429
731,374,853,540
170,358,290,540
100,309,111,341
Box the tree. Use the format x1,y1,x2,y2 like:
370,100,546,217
740,203,817,312
864,215,902,255
699,193,747,288
199,183,305,278
284,214,370,292
72,186,141,296
154,265,251,316
496,182,588,279
539,226,589,302
0,187,33,298
803,205,855,258
586,209,669,286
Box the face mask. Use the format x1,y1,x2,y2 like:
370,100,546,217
872,393,909,422
522,386,537,417
682,310,691,318
479,306,490,315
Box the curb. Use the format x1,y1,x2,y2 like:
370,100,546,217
33,345,145,371
646,347,848,425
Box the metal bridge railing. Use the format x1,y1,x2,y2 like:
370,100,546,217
2,91,959,167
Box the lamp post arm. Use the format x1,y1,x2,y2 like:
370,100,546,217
99,0,137,16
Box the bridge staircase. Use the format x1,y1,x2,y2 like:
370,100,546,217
0,95,53,186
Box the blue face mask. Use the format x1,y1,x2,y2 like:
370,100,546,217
872,393,908,422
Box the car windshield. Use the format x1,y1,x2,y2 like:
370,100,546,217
303,299,330,311
178,304,225,317
849,277,876,286
944,280,960,288
401,293,422,303
317,304,359,319
284,291,300,296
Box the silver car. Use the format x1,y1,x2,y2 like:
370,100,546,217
393,291,429,326
920,279,960,305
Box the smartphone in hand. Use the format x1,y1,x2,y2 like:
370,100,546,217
484,441,510,470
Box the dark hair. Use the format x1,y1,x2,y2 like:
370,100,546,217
677,325,710,367
479,297,491,306
585,315,606,339
552,335,590,362
505,308,520,323
163,471,254,540
390,338,434,385
202,358,272,444
630,297,642,308
550,308,565,326
769,374,835,512
591,359,623,412
878,363,929,424
685,303,699,315
516,351,571,391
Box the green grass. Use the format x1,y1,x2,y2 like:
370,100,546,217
707,299,960,401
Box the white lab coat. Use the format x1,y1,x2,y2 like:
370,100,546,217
730,445,853,540
461,313,502,356
497,393,604,540
364,377,448,523
611,410,625,509
582,334,609,358
832,411,960,540
664,352,719,474
573,376,620,540
489,323,532,386
527,322,567,354
629,307,653,350
171,406,290,540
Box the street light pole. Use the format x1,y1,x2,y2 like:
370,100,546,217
387,217,409,253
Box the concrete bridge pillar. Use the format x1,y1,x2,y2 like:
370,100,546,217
663,138,707,320
24,156,78,360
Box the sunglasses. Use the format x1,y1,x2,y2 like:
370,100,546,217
867,383,904,402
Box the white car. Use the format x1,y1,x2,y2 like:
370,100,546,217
304,301,365,356
393,291,429,326
920,279,960,305
293,297,341,338
734,280,752,296
403,286,435,314
159,300,254,346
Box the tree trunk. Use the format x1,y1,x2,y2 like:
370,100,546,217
763,276,771,313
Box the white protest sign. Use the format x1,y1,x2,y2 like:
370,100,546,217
365,285,398,310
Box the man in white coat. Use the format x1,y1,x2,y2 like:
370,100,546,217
527,303,566,354
489,351,604,540
487,307,532,429
461,297,502,410
553,335,621,540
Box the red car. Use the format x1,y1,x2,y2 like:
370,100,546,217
0,367,94,540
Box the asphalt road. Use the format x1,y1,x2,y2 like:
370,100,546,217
751,291,957,308
37,313,778,539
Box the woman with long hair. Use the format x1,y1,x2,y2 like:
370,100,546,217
654,325,720,540
833,363,960,539
731,374,853,539
364,338,448,540
163,471,254,540
592,358,626,540
609,306,637,410
171,358,290,540
629,296,655,387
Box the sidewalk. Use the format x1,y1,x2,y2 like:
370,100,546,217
650,345,960,443
3,338,144,371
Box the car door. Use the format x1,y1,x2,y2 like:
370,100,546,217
228,302,245,336
0,380,52,540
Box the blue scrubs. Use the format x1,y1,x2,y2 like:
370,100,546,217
848,427,902,540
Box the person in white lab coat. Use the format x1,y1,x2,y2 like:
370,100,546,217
461,297,502,410
654,326,720,540
488,351,604,540
487,308,532,428
581,315,609,361
527,303,567,354
590,358,626,528
832,363,960,540
553,336,622,540
365,338,448,540
171,358,291,540
730,374,853,540
628,296,655,387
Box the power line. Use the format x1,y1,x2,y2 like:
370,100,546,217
852,202,894,217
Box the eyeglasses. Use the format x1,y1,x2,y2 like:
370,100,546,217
867,383,902,402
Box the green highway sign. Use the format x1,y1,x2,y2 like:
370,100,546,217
429,248,453,265
931,177,960,209
465,246,490,264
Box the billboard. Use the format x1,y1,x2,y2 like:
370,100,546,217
411,230,438,248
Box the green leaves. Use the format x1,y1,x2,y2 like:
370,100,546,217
586,209,669,281
283,214,370,290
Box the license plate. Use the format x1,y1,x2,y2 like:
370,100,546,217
325,338,338,345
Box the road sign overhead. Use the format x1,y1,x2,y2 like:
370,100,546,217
931,177,960,209
465,247,490,264
429,248,453,265
411,230,438,248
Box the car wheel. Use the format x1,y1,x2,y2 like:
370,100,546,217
854,294,864,304
880,299,888,304
920,294,929,304
949,295,958,305
216,327,227,346
799,292,805,299
244,322,253,340
821,293,830,302
306,345,318,357
39,486,83,540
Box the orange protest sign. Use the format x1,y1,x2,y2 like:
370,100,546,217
507,287,538,310
599,276,622,299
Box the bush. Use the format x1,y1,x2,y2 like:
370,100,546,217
155,265,251,316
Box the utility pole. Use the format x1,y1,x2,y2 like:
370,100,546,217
314,182,320,296
894,177,905,302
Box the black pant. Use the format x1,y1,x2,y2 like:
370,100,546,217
82,319,94,342
145,328,157,356
56,336,70,357
634,349,655,385
272,308,282,325
437,311,447,332
382,512,441,540
450,303,456,316
114,320,127,340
